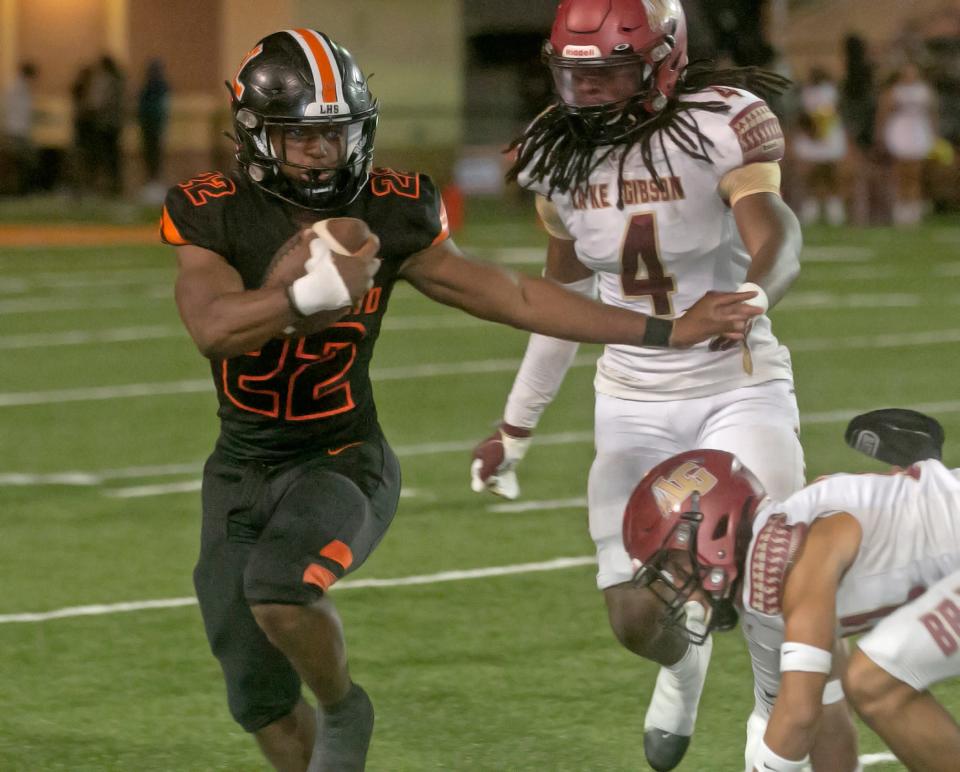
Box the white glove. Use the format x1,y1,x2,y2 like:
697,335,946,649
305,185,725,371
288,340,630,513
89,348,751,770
470,424,532,500
288,232,353,315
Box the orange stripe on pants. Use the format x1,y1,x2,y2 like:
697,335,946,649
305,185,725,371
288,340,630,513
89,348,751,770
319,540,354,571
303,564,338,591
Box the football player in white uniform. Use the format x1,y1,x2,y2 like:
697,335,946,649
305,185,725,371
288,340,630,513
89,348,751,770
470,2,804,768
623,418,959,772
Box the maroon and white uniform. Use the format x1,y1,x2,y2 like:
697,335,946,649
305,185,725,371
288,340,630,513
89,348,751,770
514,87,804,589
741,459,960,720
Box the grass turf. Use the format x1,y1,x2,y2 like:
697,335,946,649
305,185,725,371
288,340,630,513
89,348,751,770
0,203,958,770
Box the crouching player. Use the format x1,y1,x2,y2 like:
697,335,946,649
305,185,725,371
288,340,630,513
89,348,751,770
622,410,958,771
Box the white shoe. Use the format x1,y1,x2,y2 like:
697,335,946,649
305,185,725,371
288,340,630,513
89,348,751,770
643,602,713,771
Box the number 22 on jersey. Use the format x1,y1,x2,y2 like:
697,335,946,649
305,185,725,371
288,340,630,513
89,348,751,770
221,323,365,420
620,212,676,316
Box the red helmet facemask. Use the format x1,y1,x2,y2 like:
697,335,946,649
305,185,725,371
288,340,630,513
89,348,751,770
622,450,765,644
544,0,688,142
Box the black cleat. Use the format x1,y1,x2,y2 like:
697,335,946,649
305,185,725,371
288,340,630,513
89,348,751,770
644,728,691,771
308,683,375,772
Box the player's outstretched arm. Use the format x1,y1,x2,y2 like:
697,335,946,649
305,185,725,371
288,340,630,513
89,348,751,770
400,239,762,348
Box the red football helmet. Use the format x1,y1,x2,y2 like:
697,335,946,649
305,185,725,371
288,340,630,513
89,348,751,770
623,449,766,643
545,0,688,125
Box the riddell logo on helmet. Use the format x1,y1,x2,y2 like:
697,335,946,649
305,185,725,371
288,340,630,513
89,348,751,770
562,45,602,58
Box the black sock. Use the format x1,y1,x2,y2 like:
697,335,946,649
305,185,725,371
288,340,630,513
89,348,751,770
307,683,375,772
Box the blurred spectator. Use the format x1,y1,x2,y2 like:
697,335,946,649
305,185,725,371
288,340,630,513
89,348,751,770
839,35,878,226
793,67,847,225
87,55,126,195
877,61,938,226
3,62,38,194
137,58,170,203
70,65,96,197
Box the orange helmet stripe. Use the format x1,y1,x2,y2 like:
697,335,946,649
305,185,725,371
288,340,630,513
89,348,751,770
232,43,263,99
293,28,339,104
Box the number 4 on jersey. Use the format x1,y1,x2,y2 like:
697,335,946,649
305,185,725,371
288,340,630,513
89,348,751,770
620,212,676,316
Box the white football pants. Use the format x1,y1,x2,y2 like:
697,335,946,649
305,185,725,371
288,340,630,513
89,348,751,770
588,379,805,590
858,567,960,690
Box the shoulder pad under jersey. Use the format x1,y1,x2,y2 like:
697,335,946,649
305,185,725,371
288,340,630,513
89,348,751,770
366,168,450,257
160,170,242,253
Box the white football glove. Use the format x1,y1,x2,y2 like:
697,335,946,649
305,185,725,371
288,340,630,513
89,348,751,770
288,229,353,316
470,424,532,500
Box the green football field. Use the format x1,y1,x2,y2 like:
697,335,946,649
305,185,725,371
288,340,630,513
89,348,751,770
1,203,958,771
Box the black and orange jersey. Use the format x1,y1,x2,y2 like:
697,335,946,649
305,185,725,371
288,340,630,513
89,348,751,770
161,168,449,462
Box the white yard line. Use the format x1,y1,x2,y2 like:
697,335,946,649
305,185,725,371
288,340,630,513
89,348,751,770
4,326,960,408
790,329,960,351
860,753,898,766
0,268,171,295
0,325,183,349
5,402,960,495
0,556,596,623
0,434,598,487
487,245,879,264
1,290,930,316
0,295,165,314
798,245,876,262
0,316,485,349
104,480,202,498
3,271,957,341
780,292,920,309
933,262,960,277
490,497,587,513
104,480,427,500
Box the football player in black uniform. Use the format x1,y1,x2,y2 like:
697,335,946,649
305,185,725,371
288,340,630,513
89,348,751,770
160,28,762,772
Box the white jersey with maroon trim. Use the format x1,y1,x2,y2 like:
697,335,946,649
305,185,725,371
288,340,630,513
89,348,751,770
521,87,794,400
743,459,960,637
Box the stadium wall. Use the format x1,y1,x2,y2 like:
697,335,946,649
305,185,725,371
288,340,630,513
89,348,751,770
0,0,464,193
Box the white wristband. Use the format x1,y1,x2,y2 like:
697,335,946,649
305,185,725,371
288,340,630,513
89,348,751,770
738,281,769,313
753,739,809,771
288,236,352,315
780,641,832,674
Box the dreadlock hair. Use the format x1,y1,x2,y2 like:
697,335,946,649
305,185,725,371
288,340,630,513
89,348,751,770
507,61,792,210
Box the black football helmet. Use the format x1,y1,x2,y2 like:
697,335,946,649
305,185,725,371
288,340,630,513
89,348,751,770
230,29,378,210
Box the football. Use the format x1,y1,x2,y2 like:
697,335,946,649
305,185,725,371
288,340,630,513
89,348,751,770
262,217,373,289
262,217,374,337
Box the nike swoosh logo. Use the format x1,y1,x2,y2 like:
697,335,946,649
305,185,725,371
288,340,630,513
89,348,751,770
327,441,363,456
